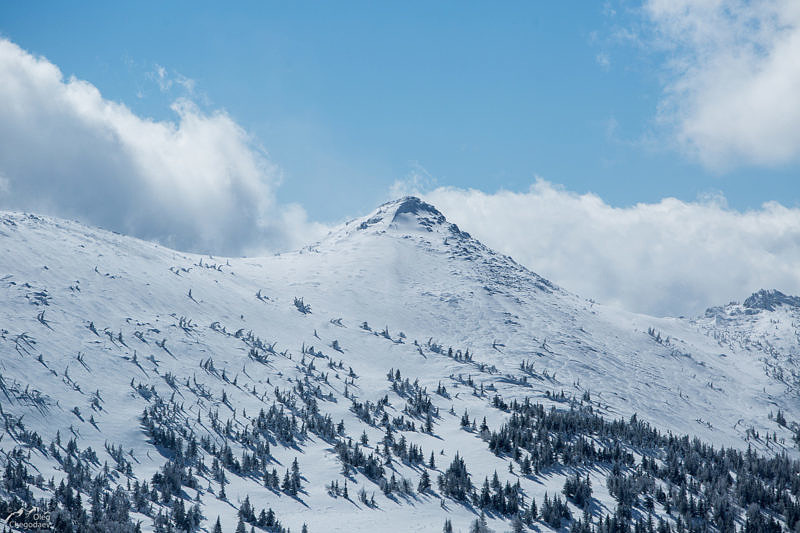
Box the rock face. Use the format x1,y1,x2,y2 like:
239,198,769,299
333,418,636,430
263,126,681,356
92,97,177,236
744,288,800,311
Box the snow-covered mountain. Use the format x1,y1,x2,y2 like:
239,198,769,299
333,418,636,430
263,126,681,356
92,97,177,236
1,197,799,533
696,289,800,396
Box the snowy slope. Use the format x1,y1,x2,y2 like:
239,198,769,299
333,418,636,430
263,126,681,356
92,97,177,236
1,198,799,532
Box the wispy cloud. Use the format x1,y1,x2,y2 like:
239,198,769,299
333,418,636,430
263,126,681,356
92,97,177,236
0,38,326,255
596,52,611,70
389,162,438,199
147,64,198,96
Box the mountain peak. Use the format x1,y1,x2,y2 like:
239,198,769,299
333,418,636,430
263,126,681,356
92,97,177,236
386,196,447,228
743,289,800,311
389,196,443,220
337,196,456,236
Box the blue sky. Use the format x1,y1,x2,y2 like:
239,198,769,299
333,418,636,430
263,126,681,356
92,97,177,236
2,1,797,221
2,1,800,316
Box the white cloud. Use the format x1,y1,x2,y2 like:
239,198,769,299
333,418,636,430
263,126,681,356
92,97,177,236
422,181,800,316
643,0,800,169
0,38,326,255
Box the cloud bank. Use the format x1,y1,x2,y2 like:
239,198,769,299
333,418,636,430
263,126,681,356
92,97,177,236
0,38,326,255
644,0,800,169
414,182,800,317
